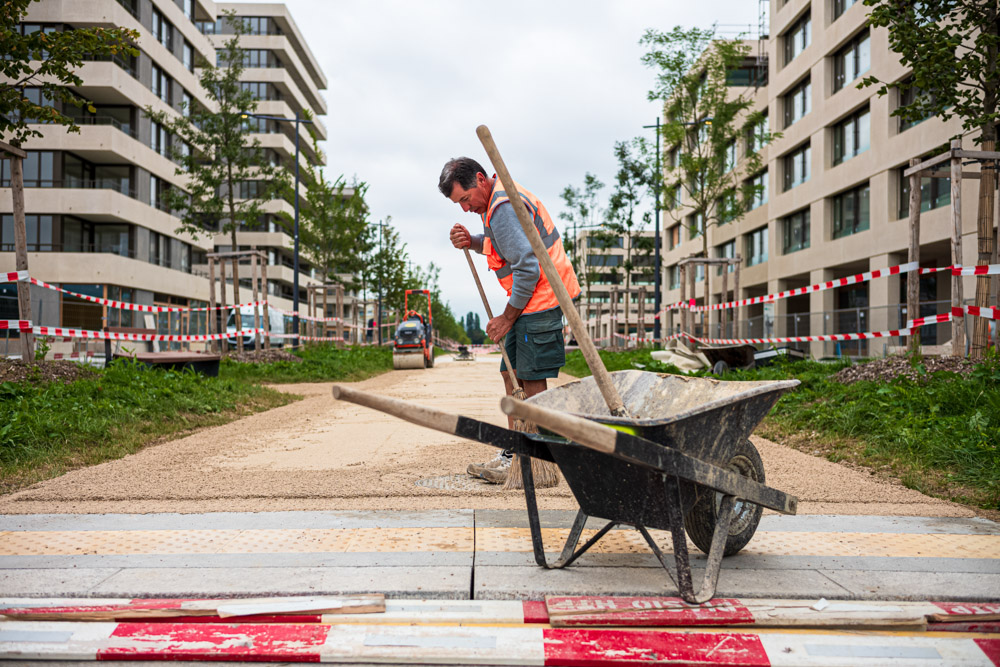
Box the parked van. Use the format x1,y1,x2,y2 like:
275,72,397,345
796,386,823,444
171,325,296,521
225,305,286,348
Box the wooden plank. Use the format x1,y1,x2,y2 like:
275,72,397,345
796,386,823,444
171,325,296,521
951,138,965,357
956,149,1000,161
904,149,956,177
926,170,981,179
908,157,921,354
0,140,27,158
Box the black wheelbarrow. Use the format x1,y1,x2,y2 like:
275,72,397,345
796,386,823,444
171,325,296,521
332,369,799,603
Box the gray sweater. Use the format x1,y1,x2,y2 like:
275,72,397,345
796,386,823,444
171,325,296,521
471,202,540,310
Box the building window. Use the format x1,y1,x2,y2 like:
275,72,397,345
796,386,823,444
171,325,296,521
716,240,736,275
746,226,768,266
223,49,279,68
833,0,858,20
149,230,172,267
833,106,870,165
898,170,951,219
151,8,173,51
667,146,681,169
782,209,810,254
587,254,622,267
182,41,194,72
151,64,172,103
668,224,680,250
181,90,192,117
783,77,811,128
898,78,938,132
833,31,870,92
717,190,737,224
783,11,811,66
724,140,737,173
745,111,769,152
183,0,195,21
0,214,54,252
669,265,681,289
746,170,768,210
832,183,871,239
151,120,169,157
688,211,704,239
669,183,682,209
0,150,55,187
726,64,766,87
782,143,811,191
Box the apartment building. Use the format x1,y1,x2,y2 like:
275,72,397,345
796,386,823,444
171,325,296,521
574,229,658,345
0,0,360,352
655,0,991,358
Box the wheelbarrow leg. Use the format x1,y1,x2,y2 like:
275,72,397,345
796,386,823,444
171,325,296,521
520,455,617,569
637,476,736,604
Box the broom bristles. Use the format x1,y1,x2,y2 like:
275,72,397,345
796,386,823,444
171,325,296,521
503,386,560,490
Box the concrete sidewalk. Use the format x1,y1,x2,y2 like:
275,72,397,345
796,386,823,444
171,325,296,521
1,510,997,601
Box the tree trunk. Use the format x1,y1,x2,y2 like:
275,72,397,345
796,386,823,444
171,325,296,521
10,155,34,362
227,173,243,354
971,133,997,361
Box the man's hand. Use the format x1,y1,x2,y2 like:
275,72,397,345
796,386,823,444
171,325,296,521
450,223,471,249
486,313,515,342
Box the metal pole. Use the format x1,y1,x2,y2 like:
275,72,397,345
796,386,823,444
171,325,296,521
643,119,663,343
293,111,301,348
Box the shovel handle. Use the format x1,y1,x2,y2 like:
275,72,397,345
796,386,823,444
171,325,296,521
463,248,518,382
477,125,627,417
332,384,458,435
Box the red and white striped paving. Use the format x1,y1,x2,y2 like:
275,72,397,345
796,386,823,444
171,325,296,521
1,597,997,664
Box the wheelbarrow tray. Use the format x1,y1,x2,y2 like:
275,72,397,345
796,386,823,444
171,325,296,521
332,370,799,603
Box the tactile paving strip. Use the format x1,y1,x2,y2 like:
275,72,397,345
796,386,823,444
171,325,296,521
0,527,995,558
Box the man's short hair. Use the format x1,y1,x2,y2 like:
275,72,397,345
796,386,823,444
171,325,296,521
438,157,487,197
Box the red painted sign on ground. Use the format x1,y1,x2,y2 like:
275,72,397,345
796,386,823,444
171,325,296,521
543,628,769,666
546,597,754,627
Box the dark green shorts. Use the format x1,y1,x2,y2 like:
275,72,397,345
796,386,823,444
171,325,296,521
499,307,565,380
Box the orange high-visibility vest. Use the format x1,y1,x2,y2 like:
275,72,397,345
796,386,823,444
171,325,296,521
481,178,580,314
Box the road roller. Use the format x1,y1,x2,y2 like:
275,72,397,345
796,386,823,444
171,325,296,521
392,289,435,370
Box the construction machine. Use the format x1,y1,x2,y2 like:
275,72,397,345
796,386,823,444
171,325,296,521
391,289,435,370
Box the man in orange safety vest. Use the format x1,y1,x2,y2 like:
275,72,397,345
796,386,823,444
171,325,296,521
439,156,580,482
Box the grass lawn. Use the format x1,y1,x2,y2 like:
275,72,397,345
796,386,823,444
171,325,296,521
1,344,395,494
562,349,1000,511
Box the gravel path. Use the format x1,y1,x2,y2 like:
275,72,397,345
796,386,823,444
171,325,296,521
0,356,975,517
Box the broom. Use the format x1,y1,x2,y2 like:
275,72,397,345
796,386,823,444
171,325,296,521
463,248,560,489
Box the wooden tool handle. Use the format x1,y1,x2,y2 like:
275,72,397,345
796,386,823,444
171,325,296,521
332,384,458,435
463,248,518,381
477,124,628,417
501,396,616,454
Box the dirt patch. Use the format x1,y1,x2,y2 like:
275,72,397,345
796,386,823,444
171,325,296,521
833,354,974,384
226,349,302,364
0,358,97,385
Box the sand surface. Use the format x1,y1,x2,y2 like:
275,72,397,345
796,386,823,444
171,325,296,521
0,355,975,517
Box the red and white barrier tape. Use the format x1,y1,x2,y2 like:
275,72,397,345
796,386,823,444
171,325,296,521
953,263,1000,276
954,305,1000,320
51,351,96,360
28,325,269,343
28,277,265,313
905,312,954,328
2,270,30,283
1,320,32,331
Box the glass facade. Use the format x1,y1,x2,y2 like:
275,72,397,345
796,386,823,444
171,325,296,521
833,107,871,164
782,209,810,254
832,183,871,239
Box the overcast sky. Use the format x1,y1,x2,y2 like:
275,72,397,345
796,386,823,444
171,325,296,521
261,0,760,325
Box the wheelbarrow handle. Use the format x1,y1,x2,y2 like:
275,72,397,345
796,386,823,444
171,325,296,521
333,385,457,435
500,396,616,454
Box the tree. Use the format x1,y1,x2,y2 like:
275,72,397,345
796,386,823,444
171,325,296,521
464,311,485,344
859,0,998,360
145,11,288,351
1,0,138,144
641,26,771,323
601,139,656,342
363,216,409,331
559,173,605,332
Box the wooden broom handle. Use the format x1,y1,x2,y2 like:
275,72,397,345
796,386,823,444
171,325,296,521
476,124,628,417
463,248,518,382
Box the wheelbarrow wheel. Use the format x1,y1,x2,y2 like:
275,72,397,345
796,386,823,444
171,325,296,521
683,438,765,557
